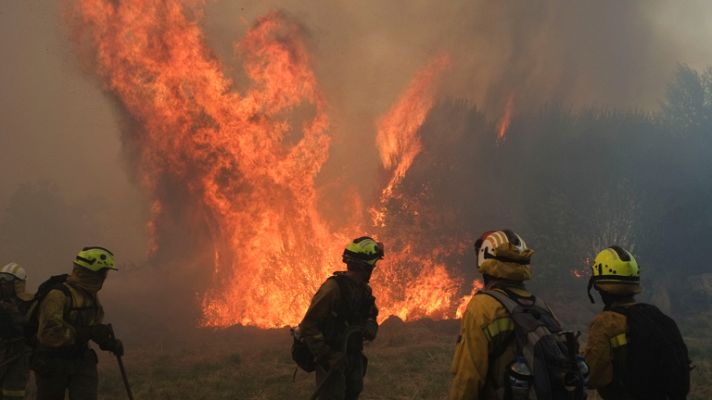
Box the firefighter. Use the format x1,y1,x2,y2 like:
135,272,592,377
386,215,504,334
32,247,123,400
449,230,535,400
0,263,33,400
298,236,383,400
584,246,690,399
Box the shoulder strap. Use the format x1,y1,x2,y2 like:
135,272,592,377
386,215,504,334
24,280,75,346
483,288,559,320
57,283,74,315
64,283,100,311
478,288,531,313
480,288,563,341
29,282,73,315
328,275,353,317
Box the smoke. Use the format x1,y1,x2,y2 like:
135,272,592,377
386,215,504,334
202,1,689,118
196,0,705,216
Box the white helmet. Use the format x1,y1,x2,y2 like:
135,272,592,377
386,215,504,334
0,262,27,281
475,230,529,269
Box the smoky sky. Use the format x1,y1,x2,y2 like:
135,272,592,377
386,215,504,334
201,1,712,136
1,0,712,295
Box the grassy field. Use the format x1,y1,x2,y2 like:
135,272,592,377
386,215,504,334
79,312,712,400
89,318,456,400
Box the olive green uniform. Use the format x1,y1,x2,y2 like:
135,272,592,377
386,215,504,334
300,273,378,400
0,296,31,400
32,268,105,400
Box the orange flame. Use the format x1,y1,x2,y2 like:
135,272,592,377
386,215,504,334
367,55,472,323
571,257,592,279
496,93,515,141
372,55,450,227
70,0,471,328
371,241,470,323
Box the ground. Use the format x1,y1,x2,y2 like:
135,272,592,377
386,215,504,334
65,312,711,400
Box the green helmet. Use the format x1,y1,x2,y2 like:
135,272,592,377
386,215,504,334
342,236,384,267
74,247,117,272
587,245,640,303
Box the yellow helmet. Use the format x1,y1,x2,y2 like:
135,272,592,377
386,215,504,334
74,247,117,272
587,245,640,303
474,229,533,281
342,236,384,267
0,262,27,281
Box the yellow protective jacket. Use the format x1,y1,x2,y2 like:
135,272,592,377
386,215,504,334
449,286,531,400
583,301,634,400
299,273,378,359
36,268,105,349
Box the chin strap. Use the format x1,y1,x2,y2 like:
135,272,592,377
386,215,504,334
587,276,596,304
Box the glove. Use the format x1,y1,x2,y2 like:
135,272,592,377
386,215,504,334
77,324,123,355
100,338,124,357
85,324,113,347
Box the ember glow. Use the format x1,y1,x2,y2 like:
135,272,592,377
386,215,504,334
572,256,593,279
496,94,515,141
571,269,586,279
70,0,477,327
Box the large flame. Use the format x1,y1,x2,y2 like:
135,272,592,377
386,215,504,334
371,55,450,228
70,0,476,327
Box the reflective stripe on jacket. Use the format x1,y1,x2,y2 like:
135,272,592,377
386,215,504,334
449,287,530,400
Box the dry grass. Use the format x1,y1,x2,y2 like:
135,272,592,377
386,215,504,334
80,314,712,400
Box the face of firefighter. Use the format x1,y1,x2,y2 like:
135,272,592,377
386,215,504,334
346,260,376,283
94,268,109,290
70,265,110,293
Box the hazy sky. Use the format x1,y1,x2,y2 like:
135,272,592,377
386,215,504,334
0,1,147,264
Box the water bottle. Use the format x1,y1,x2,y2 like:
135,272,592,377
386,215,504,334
576,355,590,386
508,356,532,400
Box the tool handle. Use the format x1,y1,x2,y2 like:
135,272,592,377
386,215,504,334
107,324,135,400
116,354,135,400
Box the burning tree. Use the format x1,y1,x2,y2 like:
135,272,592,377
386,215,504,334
68,0,476,328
